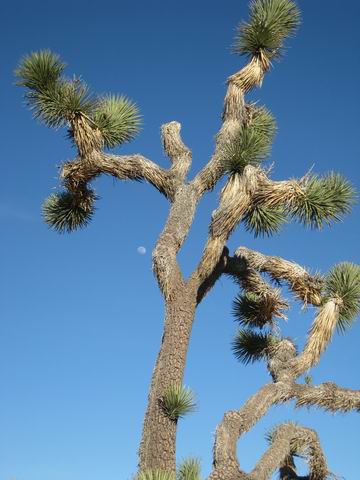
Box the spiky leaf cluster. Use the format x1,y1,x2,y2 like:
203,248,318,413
16,50,140,148
234,0,301,60
177,458,201,480
136,471,176,480
232,329,276,364
42,189,96,233
93,95,141,148
233,292,272,327
15,50,65,90
16,51,96,128
223,106,276,173
243,204,287,237
323,262,360,331
161,385,196,421
290,173,356,229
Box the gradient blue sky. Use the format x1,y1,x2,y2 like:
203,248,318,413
1,1,360,479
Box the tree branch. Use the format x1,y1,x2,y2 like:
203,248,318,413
251,423,328,480
61,151,173,198
233,247,323,306
195,167,260,284
161,121,192,183
209,383,293,480
294,382,360,413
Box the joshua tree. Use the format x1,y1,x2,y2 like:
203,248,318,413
16,0,360,478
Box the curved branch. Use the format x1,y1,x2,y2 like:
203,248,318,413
161,121,192,182
152,184,198,299
234,247,323,306
61,151,173,198
191,55,269,196
209,383,293,480
292,299,341,376
251,423,328,480
195,167,260,284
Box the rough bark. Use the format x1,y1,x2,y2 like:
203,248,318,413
233,247,323,306
139,286,197,471
250,424,328,480
210,340,298,480
61,151,173,199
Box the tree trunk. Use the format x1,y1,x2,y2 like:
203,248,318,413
139,287,197,472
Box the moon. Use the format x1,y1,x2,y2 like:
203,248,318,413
137,246,146,255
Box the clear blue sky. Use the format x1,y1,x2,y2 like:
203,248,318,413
1,1,360,479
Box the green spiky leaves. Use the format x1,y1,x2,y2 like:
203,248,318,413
15,50,65,90
136,461,201,480
232,329,276,364
233,292,273,327
136,472,176,480
177,458,201,480
16,50,141,149
93,95,141,149
243,204,287,237
42,188,96,233
290,173,356,229
16,51,95,128
161,384,197,421
324,262,360,331
234,0,301,61
223,105,276,173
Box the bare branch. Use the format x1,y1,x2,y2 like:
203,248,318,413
153,185,198,300
161,121,192,182
294,382,360,413
61,151,173,198
210,383,293,480
251,423,328,480
234,247,323,306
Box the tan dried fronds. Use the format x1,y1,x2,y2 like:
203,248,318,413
229,55,269,94
295,300,340,374
71,114,103,157
197,237,225,282
222,81,245,122
254,177,305,209
296,382,360,413
211,167,258,239
236,247,323,305
236,270,289,324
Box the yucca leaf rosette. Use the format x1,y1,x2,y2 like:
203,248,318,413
42,188,97,233
234,0,301,61
232,329,277,364
177,458,201,480
243,204,287,237
92,95,141,149
290,173,356,229
161,384,197,421
222,105,276,173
